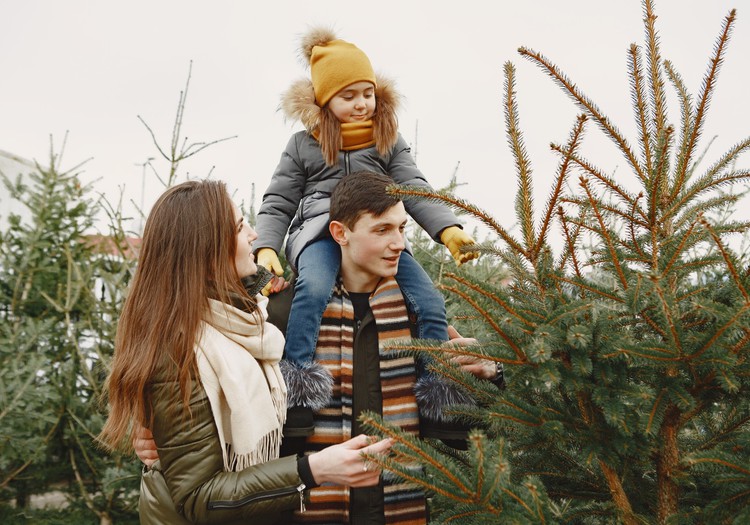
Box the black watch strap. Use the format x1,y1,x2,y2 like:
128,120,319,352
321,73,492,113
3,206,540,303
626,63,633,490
490,362,505,389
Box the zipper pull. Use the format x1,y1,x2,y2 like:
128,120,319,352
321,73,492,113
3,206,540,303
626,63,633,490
297,483,307,512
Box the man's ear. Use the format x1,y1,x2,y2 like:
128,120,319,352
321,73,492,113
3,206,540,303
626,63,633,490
329,221,348,246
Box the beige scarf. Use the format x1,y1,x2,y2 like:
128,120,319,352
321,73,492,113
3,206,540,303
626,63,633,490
196,295,287,471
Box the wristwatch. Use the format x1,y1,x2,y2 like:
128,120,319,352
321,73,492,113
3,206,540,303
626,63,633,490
490,361,505,389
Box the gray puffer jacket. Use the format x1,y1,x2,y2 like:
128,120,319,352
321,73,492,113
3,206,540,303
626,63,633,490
255,76,461,272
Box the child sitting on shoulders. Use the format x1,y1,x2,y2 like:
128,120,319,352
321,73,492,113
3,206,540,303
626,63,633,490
255,27,479,368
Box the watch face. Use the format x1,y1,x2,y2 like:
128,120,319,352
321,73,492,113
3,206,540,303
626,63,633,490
493,362,505,389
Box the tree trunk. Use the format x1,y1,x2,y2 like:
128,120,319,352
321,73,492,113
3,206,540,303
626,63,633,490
598,459,638,525
656,404,680,524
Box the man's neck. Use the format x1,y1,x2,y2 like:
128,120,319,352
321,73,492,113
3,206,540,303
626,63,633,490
340,269,381,293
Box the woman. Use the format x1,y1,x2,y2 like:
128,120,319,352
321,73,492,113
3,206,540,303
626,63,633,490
99,180,390,524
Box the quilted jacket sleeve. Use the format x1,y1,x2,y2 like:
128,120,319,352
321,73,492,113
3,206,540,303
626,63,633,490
148,376,302,525
387,134,462,242
255,133,308,254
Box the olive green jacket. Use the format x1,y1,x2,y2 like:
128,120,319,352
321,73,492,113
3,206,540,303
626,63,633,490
138,362,304,525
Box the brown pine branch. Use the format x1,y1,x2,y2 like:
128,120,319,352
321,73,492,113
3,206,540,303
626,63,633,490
628,193,649,260
361,416,475,499
504,62,536,255
553,145,644,219
696,412,750,451
638,310,668,340
665,171,750,221
689,302,750,360
557,207,584,279
628,43,654,173
643,0,668,142
697,136,750,183
444,510,497,522
730,328,750,355
389,185,527,255
674,9,737,195
518,47,647,184
604,344,677,358
440,284,529,363
688,458,750,476
599,459,638,525
547,302,593,328
444,272,536,330
646,389,667,435
701,218,750,303
534,114,587,260
605,348,681,362
663,60,694,203
580,177,629,289
650,126,674,230
561,195,648,230
552,275,623,303
500,486,538,520
484,438,509,508
661,216,701,276
651,280,684,355
0,407,63,489
489,403,544,427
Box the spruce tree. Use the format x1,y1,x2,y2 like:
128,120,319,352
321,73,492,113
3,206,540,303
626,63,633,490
0,143,139,524
366,2,750,523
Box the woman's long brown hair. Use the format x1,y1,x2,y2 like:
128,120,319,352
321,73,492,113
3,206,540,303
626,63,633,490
99,180,253,452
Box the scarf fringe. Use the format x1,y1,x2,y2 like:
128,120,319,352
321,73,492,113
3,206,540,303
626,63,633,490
200,297,287,473
225,426,284,472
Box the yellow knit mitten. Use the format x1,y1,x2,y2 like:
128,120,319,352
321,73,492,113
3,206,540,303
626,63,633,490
440,226,479,266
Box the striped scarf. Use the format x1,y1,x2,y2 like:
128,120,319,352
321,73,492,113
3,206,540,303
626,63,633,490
296,277,427,524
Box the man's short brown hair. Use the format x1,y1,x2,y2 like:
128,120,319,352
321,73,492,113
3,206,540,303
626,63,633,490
330,171,402,229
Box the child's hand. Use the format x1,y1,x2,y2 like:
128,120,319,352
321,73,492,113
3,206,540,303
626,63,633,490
257,248,284,275
440,226,480,265
257,249,285,296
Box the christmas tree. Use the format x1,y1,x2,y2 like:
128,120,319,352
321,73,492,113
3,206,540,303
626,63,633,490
365,2,750,523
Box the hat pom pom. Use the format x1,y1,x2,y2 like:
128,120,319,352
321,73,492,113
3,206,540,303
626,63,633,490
299,26,338,64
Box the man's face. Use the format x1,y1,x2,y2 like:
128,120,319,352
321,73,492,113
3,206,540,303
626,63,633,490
339,202,407,290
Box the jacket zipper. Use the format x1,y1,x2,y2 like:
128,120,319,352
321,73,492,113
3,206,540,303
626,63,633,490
344,151,351,175
207,483,306,511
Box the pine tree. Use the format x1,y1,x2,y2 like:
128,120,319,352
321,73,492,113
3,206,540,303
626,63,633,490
0,63,234,523
366,2,750,523
0,141,140,524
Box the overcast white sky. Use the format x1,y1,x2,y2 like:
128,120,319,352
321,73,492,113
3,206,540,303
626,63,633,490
2,1,748,245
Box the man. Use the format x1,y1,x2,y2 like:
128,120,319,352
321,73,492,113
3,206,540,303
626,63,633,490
280,171,501,524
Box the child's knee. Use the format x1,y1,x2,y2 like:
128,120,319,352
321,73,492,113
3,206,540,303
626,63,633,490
296,273,335,301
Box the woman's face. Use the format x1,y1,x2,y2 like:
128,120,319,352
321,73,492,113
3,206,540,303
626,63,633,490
233,203,258,278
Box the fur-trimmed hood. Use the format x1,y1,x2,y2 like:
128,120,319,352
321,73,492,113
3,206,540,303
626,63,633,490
279,73,402,150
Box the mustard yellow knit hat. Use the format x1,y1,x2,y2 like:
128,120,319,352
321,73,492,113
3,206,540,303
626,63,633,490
301,27,377,107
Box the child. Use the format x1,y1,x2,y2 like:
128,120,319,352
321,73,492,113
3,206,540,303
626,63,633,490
255,27,478,366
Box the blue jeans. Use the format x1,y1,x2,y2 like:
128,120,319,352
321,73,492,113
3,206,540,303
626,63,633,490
284,237,449,364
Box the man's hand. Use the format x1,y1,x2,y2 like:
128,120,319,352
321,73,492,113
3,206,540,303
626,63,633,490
440,226,480,265
262,275,291,296
133,424,159,467
444,325,496,380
